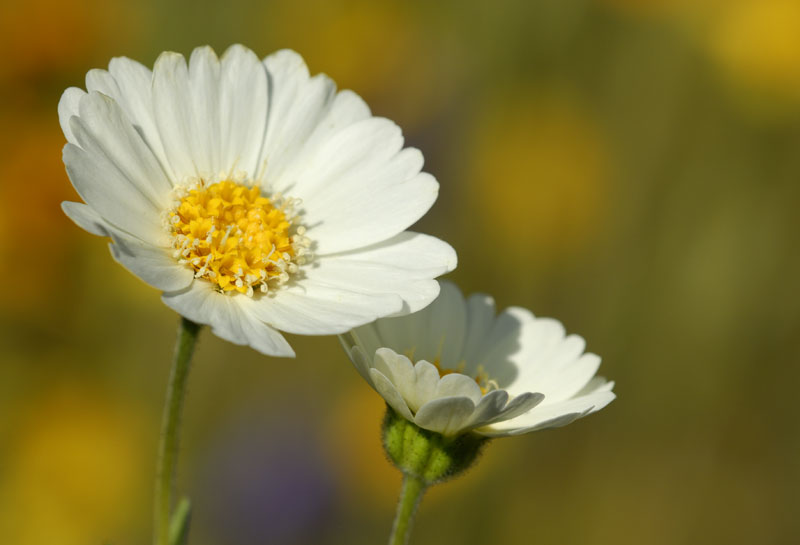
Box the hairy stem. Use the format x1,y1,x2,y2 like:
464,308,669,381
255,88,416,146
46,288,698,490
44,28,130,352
388,474,427,545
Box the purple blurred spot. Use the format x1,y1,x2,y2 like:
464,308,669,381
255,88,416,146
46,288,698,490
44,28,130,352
195,409,338,544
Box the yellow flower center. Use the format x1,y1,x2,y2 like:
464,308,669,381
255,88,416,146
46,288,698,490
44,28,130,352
167,179,310,296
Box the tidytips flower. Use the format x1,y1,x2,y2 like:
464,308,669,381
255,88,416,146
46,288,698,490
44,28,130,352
59,45,456,356
342,282,615,544
341,281,615,438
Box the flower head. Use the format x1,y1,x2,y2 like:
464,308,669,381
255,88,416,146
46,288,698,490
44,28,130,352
59,45,456,356
341,282,615,437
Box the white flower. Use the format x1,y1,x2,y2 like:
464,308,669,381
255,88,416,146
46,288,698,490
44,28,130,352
341,282,615,437
59,45,456,356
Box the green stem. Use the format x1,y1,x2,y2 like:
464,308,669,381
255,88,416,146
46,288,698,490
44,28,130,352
154,317,201,545
388,474,427,545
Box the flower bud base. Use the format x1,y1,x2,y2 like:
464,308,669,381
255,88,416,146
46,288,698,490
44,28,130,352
381,405,488,485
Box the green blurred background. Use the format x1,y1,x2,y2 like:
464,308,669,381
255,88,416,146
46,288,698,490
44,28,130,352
1,0,799,543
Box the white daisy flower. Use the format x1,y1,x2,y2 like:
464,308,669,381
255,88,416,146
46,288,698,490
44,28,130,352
342,281,615,437
59,45,456,356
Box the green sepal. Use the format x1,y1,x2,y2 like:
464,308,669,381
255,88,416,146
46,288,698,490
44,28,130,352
382,405,488,485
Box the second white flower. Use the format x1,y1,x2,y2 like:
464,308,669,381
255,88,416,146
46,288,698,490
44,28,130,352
342,282,615,437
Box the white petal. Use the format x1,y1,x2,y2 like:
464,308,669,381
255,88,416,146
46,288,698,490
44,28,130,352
162,282,294,357
369,280,465,366
459,293,497,364
61,201,109,237
257,50,336,183
462,389,509,429
479,387,615,437
575,376,612,396
513,316,568,365
462,390,544,431
372,349,440,413
265,88,372,192
283,89,371,173
103,46,269,180
107,230,193,292
300,131,438,253
245,282,403,335
62,142,162,243
104,56,174,180
302,232,456,315
369,368,414,421
219,44,269,175
534,352,602,403
504,319,592,399
341,325,385,372
288,116,405,201
407,360,444,412
433,373,483,405
340,342,373,385
331,232,456,281
482,391,544,425
186,46,222,174
58,87,86,144
470,307,540,387
371,314,422,366
85,67,120,96
414,397,476,436
423,282,468,368
372,347,415,388
254,50,438,253
72,91,172,208
152,51,209,178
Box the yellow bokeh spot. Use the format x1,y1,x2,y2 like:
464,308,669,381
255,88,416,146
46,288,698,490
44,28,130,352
0,0,143,82
263,0,447,129
600,0,800,106
469,92,608,262
709,0,800,104
168,180,309,296
0,386,147,545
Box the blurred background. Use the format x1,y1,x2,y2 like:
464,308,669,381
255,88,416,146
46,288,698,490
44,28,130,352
1,0,799,543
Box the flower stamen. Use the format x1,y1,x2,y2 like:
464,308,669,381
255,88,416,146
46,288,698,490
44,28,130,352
165,178,311,296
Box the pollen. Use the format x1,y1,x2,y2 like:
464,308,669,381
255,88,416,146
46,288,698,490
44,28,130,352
166,179,311,296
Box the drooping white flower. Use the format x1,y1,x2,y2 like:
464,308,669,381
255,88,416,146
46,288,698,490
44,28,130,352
341,282,615,437
59,45,456,356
